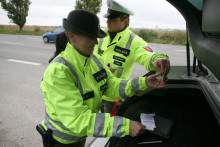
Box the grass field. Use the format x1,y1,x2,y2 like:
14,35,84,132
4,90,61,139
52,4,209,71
0,25,56,36
0,25,56,31
0,25,188,45
133,29,188,46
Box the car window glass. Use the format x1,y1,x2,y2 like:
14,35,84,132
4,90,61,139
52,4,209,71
187,0,203,11
53,28,62,33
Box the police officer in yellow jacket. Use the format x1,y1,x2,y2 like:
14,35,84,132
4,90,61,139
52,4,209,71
94,0,170,113
37,10,167,147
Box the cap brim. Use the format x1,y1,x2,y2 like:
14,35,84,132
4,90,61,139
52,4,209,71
103,9,129,19
103,13,119,19
103,13,110,18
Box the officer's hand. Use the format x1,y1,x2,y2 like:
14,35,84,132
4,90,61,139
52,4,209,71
129,120,146,137
154,58,170,82
105,63,115,73
146,72,166,88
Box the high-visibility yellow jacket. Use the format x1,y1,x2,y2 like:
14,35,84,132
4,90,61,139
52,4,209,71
94,27,168,102
41,43,149,144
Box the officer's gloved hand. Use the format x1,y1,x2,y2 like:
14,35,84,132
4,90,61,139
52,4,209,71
154,58,170,81
145,72,166,88
129,120,146,137
106,63,115,73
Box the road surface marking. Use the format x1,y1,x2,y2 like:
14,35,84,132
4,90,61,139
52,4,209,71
7,36,18,38
7,59,41,66
27,37,39,40
0,41,24,45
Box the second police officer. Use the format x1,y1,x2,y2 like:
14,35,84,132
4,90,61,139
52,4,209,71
94,0,170,114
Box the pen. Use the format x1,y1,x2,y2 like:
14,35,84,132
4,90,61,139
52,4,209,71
138,140,162,144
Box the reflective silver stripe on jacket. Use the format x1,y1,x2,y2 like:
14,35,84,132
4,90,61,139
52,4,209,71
52,57,84,95
148,54,156,71
112,116,123,137
131,77,142,93
98,38,104,55
93,113,105,137
46,113,70,131
119,80,130,99
44,113,84,141
125,33,136,49
91,54,103,70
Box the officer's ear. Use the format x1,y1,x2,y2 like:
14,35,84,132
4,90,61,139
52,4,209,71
123,18,129,27
67,31,75,44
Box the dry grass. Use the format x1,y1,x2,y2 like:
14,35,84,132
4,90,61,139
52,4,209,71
0,25,57,31
132,29,187,46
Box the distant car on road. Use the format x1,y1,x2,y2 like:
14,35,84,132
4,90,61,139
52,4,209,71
42,26,64,43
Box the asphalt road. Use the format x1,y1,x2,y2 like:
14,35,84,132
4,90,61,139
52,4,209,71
0,34,193,147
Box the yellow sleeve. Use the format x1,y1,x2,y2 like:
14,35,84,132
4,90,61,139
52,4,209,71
132,36,169,71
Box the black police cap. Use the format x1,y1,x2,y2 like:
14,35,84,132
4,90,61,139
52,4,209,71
63,10,106,38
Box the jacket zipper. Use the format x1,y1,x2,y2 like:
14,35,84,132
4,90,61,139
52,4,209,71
83,57,88,77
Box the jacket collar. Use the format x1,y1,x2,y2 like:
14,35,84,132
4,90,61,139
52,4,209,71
64,42,91,70
107,27,130,42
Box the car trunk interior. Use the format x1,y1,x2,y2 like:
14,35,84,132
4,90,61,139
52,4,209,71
109,80,220,147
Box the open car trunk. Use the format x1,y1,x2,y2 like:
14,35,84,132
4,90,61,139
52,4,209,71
106,79,220,147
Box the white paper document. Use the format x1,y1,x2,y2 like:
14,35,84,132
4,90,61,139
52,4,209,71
140,113,156,131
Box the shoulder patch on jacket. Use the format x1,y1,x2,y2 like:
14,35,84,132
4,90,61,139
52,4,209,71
143,46,153,52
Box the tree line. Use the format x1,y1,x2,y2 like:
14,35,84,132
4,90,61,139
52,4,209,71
0,0,102,30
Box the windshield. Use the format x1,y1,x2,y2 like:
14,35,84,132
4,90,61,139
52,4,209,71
53,26,64,33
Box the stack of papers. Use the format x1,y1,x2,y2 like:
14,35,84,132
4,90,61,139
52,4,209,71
140,113,156,131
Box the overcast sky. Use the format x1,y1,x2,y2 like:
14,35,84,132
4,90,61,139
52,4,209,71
0,0,186,30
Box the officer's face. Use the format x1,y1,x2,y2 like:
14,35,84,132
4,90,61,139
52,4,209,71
107,18,128,33
68,32,98,56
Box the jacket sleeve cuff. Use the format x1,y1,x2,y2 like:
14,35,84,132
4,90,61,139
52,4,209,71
121,118,130,137
148,53,169,71
139,76,149,91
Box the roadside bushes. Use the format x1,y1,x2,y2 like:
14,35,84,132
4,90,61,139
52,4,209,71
0,27,46,36
138,29,158,43
34,26,40,32
136,29,187,46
